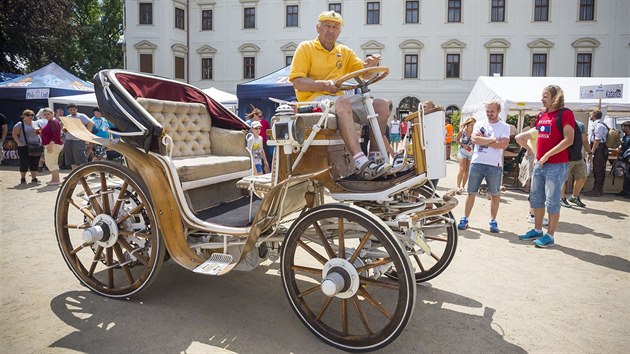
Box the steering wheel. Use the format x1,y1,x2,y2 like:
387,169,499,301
334,67,389,91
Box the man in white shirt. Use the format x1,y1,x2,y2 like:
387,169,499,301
584,110,608,196
62,103,94,170
457,101,511,233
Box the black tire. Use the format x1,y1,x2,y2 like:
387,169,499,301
281,203,415,352
55,161,165,298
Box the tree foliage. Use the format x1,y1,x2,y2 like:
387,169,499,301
0,0,123,81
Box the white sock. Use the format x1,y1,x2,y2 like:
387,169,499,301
354,153,368,168
535,228,543,233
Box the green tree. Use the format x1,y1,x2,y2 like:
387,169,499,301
0,0,123,81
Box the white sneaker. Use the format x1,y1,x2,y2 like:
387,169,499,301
526,214,549,226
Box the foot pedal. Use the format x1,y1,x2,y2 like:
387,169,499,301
193,253,233,275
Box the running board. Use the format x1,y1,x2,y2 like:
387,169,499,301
193,253,234,275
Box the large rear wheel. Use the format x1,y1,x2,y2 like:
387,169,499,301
55,161,165,298
281,204,415,352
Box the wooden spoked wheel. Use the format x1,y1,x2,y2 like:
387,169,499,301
387,185,458,283
281,203,415,352
334,67,389,91
55,161,165,298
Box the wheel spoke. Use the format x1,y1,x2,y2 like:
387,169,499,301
88,246,104,277
358,287,393,320
348,231,372,264
315,296,334,321
352,297,374,335
65,223,90,229
79,176,104,215
360,276,400,291
413,254,426,272
67,198,95,221
297,284,321,299
111,182,129,217
425,235,448,242
100,173,111,215
356,257,392,273
291,265,322,275
70,242,91,255
113,244,135,285
115,202,145,224
106,248,114,288
313,222,336,259
342,298,349,336
117,237,149,265
297,239,328,265
118,229,152,239
430,251,440,262
337,218,345,258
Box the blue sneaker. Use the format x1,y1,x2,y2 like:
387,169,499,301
519,229,544,240
457,217,469,230
534,234,555,248
489,219,499,233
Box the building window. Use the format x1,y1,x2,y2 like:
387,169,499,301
202,58,213,80
367,2,380,25
491,0,505,22
244,57,255,79
448,0,461,23
446,54,460,78
445,105,460,119
576,53,592,77
175,7,185,30
329,3,341,14
405,1,419,24
244,7,255,29
532,53,547,76
202,10,213,30
174,56,185,79
404,54,418,78
139,53,153,73
286,5,298,27
285,55,293,67
139,3,152,24
534,0,549,21
489,54,504,76
579,0,595,21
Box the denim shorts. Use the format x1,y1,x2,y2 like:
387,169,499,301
467,163,503,195
530,161,568,214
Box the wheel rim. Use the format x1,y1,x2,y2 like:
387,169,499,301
55,161,164,298
281,204,415,351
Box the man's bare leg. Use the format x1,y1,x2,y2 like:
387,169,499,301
334,97,361,156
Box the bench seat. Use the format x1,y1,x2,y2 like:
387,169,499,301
136,97,251,195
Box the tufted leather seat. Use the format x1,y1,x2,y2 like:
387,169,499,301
137,98,250,189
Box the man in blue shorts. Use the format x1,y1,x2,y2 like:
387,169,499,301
457,101,511,233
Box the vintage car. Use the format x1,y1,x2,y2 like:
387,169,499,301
55,67,457,351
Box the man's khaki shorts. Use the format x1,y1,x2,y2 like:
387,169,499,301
567,158,587,179
318,94,369,125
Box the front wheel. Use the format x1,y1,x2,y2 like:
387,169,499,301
55,161,165,298
281,204,415,352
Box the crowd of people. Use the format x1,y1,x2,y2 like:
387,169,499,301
5,103,115,186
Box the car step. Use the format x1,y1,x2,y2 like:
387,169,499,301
193,253,234,275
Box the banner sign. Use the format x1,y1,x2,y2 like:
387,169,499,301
25,88,50,99
580,84,623,99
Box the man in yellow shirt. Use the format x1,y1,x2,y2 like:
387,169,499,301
289,11,392,180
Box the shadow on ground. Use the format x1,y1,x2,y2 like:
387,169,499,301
50,263,525,353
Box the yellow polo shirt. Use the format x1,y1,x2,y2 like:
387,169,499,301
289,38,365,102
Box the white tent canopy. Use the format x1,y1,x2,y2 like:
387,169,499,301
48,87,238,111
462,76,630,122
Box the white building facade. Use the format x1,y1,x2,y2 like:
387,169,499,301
124,0,630,116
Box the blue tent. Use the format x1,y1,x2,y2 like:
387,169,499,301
0,62,94,128
236,66,295,120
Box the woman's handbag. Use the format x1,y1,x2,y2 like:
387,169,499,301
27,144,44,157
21,123,43,157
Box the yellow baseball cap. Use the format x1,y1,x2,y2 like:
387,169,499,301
318,11,344,25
